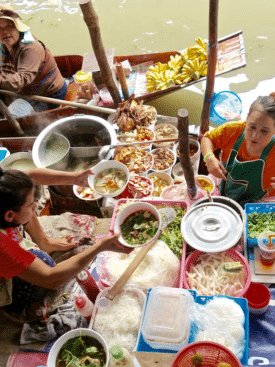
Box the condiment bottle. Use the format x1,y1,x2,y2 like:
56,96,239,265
74,294,94,320
76,270,100,303
109,346,134,367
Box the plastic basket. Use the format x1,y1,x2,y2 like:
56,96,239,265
210,91,242,126
245,203,275,247
171,341,242,367
181,247,251,298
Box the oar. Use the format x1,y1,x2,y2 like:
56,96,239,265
0,99,24,136
0,89,116,115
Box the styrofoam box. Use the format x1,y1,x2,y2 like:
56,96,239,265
141,287,193,351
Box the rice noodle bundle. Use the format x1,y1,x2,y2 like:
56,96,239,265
96,240,180,290
192,297,246,360
93,290,143,350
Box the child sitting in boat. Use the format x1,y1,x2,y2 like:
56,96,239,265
0,167,131,320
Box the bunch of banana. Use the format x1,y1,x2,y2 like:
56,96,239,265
181,37,208,62
175,58,208,85
146,37,208,91
146,67,178,91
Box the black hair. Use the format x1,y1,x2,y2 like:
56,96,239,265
0,168,34,228
248,96,275,121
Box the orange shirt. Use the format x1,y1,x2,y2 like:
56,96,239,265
204,121,275,196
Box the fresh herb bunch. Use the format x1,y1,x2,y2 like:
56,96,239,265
247,212,275,238
160,206,186,258
56,334,106,367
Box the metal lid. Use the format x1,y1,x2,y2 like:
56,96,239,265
181,202,243,252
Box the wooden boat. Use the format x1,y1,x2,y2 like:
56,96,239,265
57,30,246,106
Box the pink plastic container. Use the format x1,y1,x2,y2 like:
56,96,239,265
180,247,251,298
244,282,271,314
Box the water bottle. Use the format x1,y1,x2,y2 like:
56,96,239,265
74,294,94,320
109,346,134,367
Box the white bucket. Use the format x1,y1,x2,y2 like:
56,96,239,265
8,98,34,117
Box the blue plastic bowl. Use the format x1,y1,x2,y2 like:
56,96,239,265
210,91,242,126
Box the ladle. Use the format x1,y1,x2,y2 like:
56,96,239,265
94,207,177,312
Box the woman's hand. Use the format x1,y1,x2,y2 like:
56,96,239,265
99,233,134,254
39,234,79,254
271,177,275,189
72,168,94,187
205,155,227,181
76,82,98,101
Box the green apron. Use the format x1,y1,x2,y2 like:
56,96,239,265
220,131,275,206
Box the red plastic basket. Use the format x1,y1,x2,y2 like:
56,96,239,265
182,248,251,298
171,341,242,367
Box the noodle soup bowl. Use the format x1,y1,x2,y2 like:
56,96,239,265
47,328,109,367
114,202,161,248
88,160,129,198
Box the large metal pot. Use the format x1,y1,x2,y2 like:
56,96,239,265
182,200,244,252
32,114,117,196
189,196,245,228
32,114,117,171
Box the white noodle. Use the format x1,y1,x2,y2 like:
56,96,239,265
187,253,246,296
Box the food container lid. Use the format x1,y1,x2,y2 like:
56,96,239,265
181,202,243,252
142,287,193,344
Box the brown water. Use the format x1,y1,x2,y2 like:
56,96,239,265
4,0,275,124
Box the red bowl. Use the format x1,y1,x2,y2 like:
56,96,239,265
244,282,270,312
171,341,242,367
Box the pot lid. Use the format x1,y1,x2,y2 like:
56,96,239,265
181,202,243,252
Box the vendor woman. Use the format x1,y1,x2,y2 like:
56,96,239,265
0,168,131,318
201,95,275,206
0,5,67,115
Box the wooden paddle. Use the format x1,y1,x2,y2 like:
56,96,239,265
0,99,24,136
0,89,116,115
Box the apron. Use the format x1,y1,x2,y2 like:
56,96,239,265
220,131,275,206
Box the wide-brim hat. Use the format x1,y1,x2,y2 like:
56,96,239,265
0,5,29,33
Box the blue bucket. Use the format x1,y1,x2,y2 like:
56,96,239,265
210,91,242,126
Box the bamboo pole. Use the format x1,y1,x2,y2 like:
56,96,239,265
0,89,116,115
177,109,197,198
0,99,24,136
116,63,130,101
78,0,122,107
200,0,219,135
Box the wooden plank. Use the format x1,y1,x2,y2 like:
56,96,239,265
133,351,175,366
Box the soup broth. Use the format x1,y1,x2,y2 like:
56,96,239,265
121,210,159,246
94,168,127,194
56,334,106,367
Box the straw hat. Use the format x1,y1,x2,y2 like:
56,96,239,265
0,5,29,33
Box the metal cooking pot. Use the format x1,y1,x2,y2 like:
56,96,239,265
32,114,118,171
182,200,244,252
189,196,245,229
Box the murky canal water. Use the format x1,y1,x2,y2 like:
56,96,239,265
3,0,275,124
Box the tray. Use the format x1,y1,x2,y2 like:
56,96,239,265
109,198,189,234
245,203,275,247
136,291,249,366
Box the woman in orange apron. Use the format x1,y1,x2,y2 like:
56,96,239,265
201,95,275,206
